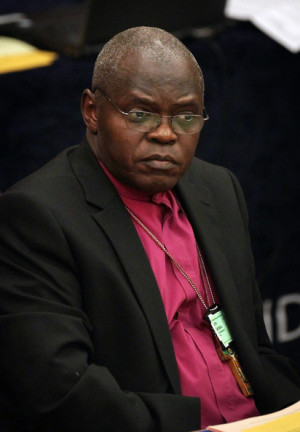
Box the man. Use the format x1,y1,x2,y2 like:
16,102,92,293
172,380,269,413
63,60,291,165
0,27,299,432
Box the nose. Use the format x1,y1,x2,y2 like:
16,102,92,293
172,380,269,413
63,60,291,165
147,116,177,144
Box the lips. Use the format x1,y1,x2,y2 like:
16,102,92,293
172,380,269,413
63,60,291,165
141,154,177,170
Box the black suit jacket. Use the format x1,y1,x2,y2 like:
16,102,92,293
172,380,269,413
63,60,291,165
0,140,299,432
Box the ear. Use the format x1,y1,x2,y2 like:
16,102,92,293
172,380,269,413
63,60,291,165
81,89,98,134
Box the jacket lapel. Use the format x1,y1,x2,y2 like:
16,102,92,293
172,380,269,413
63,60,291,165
69,141,181,393
177,172,272,404
176,173,249,342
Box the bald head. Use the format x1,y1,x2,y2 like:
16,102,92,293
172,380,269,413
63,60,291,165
92,26,203,93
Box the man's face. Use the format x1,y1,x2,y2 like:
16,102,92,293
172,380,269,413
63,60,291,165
88,53,204,194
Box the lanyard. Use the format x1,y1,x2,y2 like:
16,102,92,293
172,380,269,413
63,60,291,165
125,205,215,310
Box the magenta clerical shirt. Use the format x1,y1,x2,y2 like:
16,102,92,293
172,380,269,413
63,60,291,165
99,161,259,428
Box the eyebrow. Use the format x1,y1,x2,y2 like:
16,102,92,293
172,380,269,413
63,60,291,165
126,94,157,106
173,100,201,110
126,94,201,111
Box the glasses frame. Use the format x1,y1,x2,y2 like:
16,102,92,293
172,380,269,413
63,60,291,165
93,86,209,135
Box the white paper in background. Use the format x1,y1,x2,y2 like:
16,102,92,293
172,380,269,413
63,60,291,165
225,0,274,20
225,0,300,53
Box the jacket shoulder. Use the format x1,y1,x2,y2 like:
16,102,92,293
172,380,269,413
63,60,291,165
186,157,238,188
5,145,79,195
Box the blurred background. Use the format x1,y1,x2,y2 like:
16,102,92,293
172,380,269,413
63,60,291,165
0,0,299,369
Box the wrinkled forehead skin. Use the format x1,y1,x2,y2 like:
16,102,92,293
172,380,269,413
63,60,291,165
100,47,204,104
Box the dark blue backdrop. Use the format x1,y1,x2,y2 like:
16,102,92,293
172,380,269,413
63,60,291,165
1,1,299,369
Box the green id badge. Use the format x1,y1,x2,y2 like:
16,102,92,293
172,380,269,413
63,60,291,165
206,304,233,348
206,304,254,397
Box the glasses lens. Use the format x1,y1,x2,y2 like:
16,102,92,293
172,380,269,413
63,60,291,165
127,111,160,132
172,114,204,134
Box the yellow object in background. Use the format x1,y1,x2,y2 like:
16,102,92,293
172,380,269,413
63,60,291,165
192,401,300,432
0,36,58,74
244,411,300,432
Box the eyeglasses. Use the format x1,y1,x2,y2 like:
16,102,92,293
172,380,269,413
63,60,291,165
93,86,209,135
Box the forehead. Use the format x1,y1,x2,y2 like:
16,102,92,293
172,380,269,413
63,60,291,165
111,51,203,101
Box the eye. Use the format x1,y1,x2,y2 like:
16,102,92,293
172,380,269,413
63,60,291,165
176,114,194,122
131,111,146,118
128,111,153,122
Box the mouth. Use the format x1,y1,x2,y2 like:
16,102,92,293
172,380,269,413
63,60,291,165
141,154,178,170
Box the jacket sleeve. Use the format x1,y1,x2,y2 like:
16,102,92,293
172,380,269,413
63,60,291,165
0,192,200,432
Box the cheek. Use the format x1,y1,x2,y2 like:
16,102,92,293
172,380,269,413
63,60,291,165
180,138,199,164
98,131,139,171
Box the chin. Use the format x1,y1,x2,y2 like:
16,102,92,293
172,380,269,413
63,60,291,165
137,178,179,194
121,170,182,194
